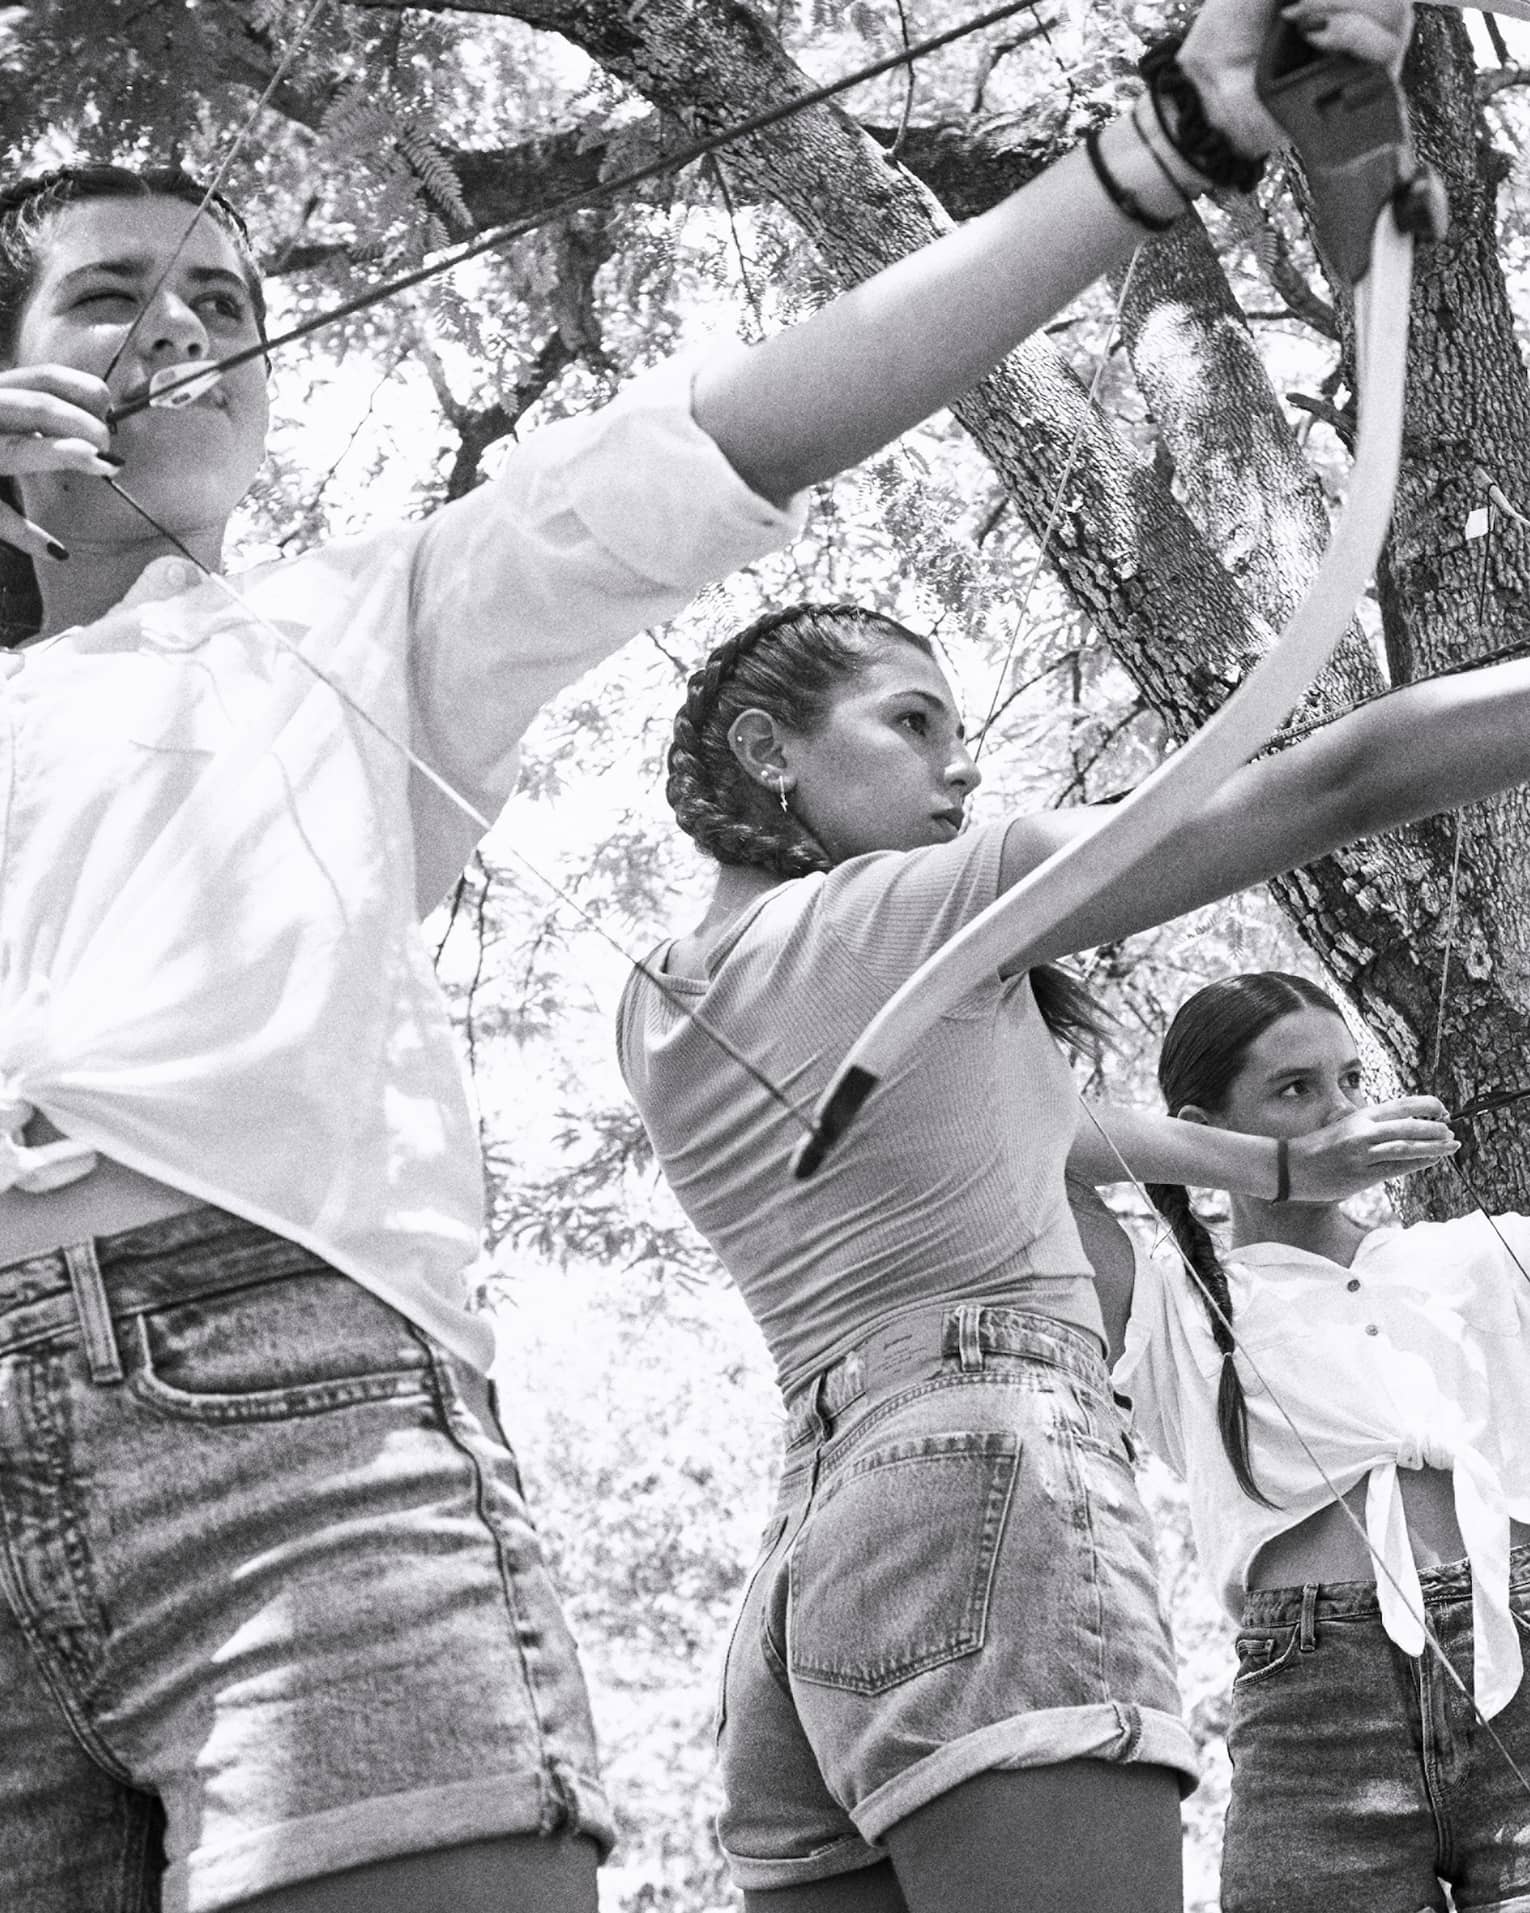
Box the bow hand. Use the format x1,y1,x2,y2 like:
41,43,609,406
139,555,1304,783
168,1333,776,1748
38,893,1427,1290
1254,7,1445,284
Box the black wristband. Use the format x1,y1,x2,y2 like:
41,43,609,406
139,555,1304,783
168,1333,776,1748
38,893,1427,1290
1131,95,1204,203
1139,35,1266,195
1083,125,1181,236
1273,1136,1292,1203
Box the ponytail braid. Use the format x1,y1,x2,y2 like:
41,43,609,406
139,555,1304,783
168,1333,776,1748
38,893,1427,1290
1146,1179,1276,1507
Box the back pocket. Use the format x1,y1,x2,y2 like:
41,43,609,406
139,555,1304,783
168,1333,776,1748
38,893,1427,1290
789,1430,1020,1695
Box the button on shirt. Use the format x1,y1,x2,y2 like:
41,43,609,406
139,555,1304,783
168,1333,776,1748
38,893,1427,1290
0,350,804,1370
1115,1213,1530,1715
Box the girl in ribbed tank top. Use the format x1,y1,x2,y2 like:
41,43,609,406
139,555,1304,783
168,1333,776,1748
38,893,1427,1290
619,601,1530,1907
1113,973,1530,1913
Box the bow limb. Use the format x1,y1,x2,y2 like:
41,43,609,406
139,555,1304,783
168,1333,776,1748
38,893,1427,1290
794,214,1413,1178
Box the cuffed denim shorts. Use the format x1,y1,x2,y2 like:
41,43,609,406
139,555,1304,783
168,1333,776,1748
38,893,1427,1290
714,1298,1199,1892
0,1206,614,1913
1223,1546,1530,1913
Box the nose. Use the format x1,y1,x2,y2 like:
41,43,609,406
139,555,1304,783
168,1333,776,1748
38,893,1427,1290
143,288,210,363
947,739,981,797
1318,1079,1358,1123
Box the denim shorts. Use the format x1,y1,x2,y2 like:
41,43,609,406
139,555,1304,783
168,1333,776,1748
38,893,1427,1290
714,1299,1198,1892
0,1206,614,1913
1222,1546,1530,1913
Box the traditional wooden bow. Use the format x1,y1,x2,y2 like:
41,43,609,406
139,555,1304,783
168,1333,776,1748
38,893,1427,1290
793,25,1444,1176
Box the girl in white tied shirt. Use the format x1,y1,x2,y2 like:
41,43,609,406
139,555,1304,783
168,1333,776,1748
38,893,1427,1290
1122,971,1530,1913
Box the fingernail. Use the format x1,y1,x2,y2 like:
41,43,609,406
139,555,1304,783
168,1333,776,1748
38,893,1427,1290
44,539,68,562
96,451,125,470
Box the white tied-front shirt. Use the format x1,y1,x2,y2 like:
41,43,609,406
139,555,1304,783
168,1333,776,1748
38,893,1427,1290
1115,1213,1530,1715
0,350,803,1370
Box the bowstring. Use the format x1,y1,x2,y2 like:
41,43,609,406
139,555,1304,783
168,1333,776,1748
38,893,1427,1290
1072,1092,1530,1802
74,0,1082,1135
107,0,1051,424
973,247,1141,758
969,3,1141,764
101,0,335,392
1425,696,1530,1287
97,478,824,1137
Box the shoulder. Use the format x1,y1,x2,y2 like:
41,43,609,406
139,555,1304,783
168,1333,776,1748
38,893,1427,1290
1361,1211,1530,1302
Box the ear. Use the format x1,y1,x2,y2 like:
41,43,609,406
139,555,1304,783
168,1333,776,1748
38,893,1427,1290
1174,1104,1212,1127
728,708,793,796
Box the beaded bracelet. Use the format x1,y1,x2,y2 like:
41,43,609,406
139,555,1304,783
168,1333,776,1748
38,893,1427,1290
1139,35,1266,195
1083,124,1182,236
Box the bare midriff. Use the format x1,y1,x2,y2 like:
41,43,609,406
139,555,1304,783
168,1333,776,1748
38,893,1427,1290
1249,1468,1530,1589
0,1111,197,1266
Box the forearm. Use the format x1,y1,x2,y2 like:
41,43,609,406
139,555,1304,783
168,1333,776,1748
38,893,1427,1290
692,120,1176,506
1015,653,1530,965
1072,1103,1280,1196
1333,655,1530,838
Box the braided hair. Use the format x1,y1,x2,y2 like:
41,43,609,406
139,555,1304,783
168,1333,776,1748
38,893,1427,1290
667,601,1106,1057
1148,970,1341,1506
0,164,267,649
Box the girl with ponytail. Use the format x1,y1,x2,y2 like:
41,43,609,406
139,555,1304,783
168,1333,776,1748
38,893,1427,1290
1118,972,1530,1913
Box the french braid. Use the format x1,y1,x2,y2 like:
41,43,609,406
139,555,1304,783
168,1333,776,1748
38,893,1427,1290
1153,971,1342,1505
666,604,875,879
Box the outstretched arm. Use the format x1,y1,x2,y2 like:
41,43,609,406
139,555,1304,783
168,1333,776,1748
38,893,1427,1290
1069,1098,1458,1198
1000,656,1530,962
693,0,1410,505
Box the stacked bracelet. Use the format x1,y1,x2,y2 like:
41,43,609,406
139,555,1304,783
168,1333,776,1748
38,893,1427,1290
1139,35,1266,195
1130,93,1211,201
1083,124,1183,236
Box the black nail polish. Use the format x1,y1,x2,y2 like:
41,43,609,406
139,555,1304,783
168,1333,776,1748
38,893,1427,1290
97,450,125,469
44,539,68,562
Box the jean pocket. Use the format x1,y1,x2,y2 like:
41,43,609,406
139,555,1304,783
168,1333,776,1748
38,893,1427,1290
789,1430,1020,1695
1232,1625,1301,1689
128,1271,434,1423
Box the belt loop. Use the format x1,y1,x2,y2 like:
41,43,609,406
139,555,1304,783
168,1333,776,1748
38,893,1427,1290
956,1304,984,1373
63,1240,124,1386
1298,1583,1319,1653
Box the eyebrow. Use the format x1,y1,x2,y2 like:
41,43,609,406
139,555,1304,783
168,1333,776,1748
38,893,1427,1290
886,686,966,740
1264,1056,1363,1086
56,259,251,295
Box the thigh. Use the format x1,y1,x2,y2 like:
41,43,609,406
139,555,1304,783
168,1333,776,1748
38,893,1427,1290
884,1763,1183,1913
230,1833,600,1913
1221,1613,1445,1913
0,1575,163,1913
